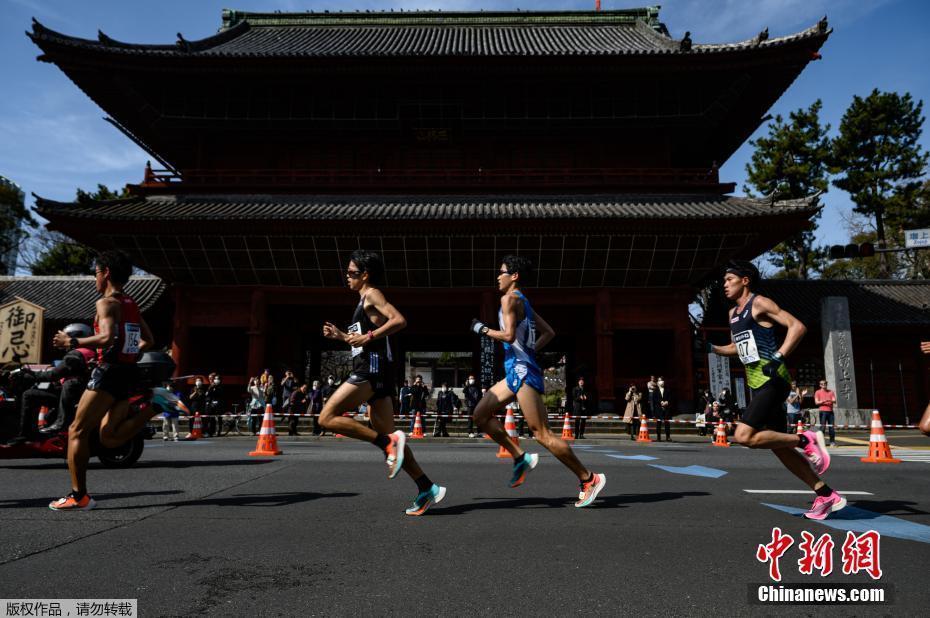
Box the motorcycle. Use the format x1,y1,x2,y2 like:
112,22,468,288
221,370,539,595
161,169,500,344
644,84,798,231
0,351,185,468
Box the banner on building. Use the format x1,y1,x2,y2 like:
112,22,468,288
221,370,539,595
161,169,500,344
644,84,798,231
0,297,44,364
707,352,731,397
734,376,747,409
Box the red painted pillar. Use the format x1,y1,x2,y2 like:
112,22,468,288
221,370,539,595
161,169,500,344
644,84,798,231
170,285,190,377
247,289,266,379
595,288,615,411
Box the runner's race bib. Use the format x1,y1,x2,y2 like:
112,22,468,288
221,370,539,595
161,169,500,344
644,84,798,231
733,330,760,364
347,322,363,357
122,323,141,355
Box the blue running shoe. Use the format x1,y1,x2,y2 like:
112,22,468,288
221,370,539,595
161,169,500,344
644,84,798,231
405,484,447,516
509,452,538,488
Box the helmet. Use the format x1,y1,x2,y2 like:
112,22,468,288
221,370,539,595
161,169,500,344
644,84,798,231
63,323,93,339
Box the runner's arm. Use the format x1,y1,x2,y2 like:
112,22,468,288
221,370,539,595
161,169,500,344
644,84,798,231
754,295,807,357
138,315,154,352
53,297,118,350
483,294,518,343
364,289,407,339
533,310,555,351
710,342,738,357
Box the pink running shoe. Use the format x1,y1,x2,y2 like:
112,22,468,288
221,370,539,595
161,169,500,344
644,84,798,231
800,430,830,475
803,491,847,520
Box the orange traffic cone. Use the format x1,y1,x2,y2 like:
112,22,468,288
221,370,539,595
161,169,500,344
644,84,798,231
796,419,804,434
497,407,520,458
186,412,203,440
860,410,901,464
249,404,282,456
411,412,425,439
637,416,652,443
713,418,730,447
561,413,575,442
36,405,49,429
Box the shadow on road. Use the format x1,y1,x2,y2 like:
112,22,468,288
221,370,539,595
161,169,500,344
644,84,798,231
110,491,359,510
0,490,184,509
0,459,277,471
841,500,930,517
432,491,711,515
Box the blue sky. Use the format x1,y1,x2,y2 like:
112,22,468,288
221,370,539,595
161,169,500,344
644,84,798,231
1,0,928,262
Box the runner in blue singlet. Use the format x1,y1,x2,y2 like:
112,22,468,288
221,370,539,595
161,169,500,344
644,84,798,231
470,255,606,508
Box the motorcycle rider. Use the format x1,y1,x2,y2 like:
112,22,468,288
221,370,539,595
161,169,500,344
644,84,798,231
4,323,96,445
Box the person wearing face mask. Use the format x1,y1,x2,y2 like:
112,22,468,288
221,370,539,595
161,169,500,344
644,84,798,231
572,377,589,439
398,379,413,419
247,376,265,435
188,377,206,434
462,375,482,438
407,374,428,434
434,382,458,437
650,376,673,441
309,379,324,435
204,374,223,437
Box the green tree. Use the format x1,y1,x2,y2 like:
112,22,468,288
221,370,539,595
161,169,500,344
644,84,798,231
28,184,125,276
744,100,831,279
831,89,928,277
0,178,38,274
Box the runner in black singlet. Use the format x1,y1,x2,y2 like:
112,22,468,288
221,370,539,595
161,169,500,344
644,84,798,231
710,260,845,520
319,250,446,516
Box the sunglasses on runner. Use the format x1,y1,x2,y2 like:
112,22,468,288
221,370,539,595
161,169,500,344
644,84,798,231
345,269,364,279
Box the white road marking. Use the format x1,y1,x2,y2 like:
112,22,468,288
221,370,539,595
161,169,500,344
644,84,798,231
743,489,873,495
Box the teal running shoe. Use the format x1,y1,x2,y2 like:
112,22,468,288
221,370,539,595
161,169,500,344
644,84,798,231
405,484,447,516
509,452,539,488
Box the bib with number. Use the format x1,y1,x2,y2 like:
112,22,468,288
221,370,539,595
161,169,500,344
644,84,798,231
122,323,141,355
347,322,363,357
732,330,760,364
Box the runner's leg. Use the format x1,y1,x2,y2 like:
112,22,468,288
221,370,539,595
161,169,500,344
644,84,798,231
920,401,930,436
517,385,589,481
369,398,424,480
733,422,802,449
67,390,114,495
472,380,520,457
99,398,159,448
318,382,378,440
771,446,821,489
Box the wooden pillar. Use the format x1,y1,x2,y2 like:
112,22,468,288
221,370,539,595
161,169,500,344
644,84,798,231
246,289,266,379
595,288,615,411
674,321,694,414
170,285,190,377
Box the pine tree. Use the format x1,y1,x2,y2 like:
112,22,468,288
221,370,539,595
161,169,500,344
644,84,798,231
744,100,830,279
831,89,928,278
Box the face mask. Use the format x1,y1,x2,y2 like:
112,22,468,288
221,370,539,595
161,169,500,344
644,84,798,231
313,383,320,389
658,381,665,387
441,387,447,392
213,379,220,385
468,379,475,385
328,379,334,385
195,382,202,387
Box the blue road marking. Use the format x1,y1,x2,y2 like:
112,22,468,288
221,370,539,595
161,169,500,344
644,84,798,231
762,503,930,544
606,454,659,461
648,464,728,478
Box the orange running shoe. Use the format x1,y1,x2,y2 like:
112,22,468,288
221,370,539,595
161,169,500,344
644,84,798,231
575,473,607,508
49,493,96,511
385,430,406,479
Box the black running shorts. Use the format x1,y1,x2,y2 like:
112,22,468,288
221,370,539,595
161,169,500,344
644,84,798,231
741,378,790,431
86,363,138,401
346,352,395,403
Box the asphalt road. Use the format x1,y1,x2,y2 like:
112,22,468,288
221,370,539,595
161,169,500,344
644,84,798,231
1,436,929,617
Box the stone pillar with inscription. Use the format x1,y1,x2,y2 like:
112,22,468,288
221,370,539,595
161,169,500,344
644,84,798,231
821,297,863,427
